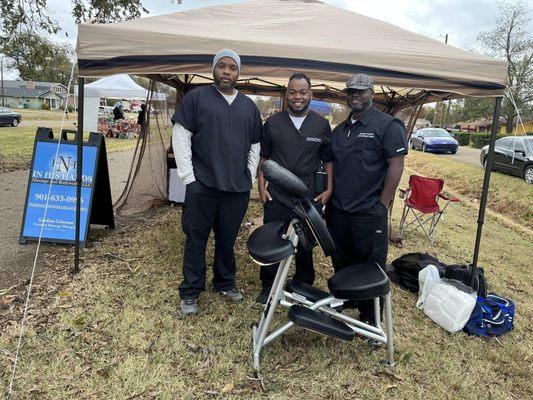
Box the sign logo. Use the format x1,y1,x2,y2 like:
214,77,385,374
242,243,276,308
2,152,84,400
51,156,77,173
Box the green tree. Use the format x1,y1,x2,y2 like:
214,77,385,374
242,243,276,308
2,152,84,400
455,98,496,123
478,0,533,134
0,1,184,49
2,32,76,86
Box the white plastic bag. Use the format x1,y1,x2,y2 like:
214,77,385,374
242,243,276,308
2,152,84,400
416,265,476,333
422,280,477,333
416,264,441,309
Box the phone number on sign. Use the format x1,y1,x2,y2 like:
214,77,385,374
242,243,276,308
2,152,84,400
33,193,84,204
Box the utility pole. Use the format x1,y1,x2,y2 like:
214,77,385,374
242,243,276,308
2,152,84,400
1,58,5,107
439,34,449,128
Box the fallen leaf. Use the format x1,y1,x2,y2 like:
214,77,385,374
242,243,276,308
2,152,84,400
221,383,234,394
96,368,110,379
0,295,17,304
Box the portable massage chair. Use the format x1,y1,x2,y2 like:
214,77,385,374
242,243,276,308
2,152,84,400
247,160,394,372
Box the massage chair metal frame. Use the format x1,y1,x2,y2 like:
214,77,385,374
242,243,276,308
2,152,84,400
248,160,394,372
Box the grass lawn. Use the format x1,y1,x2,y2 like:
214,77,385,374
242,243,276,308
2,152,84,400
1,157,531,399
407,151,533,229
15,109,78,121
0,126,137,172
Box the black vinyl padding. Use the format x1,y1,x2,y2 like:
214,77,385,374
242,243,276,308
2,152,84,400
288,305,355,342
328,262,390,300
302,199,335,257
247,221,295,265
261,160,309,199
286,279,330,303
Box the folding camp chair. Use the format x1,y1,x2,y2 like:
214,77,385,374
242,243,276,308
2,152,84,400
398,175,460,243
248,160,394,372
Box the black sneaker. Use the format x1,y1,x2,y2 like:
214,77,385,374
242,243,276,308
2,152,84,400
255,287,271,305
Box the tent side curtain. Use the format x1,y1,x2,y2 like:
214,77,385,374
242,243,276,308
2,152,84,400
77,0,507,98
77,74,166,100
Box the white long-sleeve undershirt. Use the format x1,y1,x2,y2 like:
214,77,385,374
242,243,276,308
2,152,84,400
171,88,261,185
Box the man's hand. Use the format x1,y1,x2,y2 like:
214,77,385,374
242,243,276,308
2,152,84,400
314,189,332,205
259,185,272,203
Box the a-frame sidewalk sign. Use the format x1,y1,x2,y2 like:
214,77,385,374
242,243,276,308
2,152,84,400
19,128,115,247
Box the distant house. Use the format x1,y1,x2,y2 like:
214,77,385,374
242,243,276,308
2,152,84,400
515,120,533,135
414,118,431,130
0,81,71,110
454,117,507,134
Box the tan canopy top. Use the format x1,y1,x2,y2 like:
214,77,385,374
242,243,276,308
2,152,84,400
77,0,507,106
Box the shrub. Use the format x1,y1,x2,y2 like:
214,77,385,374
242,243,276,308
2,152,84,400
452,131,471,146
40,102,50,110
469,132,507,148
61,104,75,113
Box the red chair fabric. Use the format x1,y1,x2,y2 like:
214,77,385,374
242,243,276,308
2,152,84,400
399,174,460,243
404,175,444,214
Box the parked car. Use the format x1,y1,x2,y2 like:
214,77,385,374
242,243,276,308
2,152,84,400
410,128,459,154
0,107,22,127
480,136,533,184
98,106,114,117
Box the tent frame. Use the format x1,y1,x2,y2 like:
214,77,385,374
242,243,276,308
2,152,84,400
74,72,503,289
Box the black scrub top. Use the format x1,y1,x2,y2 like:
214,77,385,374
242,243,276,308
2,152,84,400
260,110,332,205
331,106,408,213
172,85,262,193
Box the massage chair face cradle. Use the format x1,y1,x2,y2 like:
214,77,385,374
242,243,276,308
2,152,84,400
248,160,394,372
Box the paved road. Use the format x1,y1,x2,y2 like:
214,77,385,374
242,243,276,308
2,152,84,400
425,146,482,168
0,148,135,289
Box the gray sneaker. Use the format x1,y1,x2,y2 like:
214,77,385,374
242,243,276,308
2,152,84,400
219,288,244,302
180,298,198,315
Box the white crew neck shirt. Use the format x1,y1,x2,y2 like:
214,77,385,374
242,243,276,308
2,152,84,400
289,114,307,131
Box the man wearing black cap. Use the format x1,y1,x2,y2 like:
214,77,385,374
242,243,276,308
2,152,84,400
172,49,262,315
327,74,407,324
256,73,333,304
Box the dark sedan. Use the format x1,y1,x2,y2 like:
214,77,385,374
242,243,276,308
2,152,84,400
0,107,22,127
480,136,533,184
410,128,459,154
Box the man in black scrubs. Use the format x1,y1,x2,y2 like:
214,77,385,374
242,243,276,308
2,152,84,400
172,49,262,315
256,73,333,304
327,74,407,324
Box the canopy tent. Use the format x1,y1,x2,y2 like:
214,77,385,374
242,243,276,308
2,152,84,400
78,74,165,100
77,0,506,108
74,0,507,279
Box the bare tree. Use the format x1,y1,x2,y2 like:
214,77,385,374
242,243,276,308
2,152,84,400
478,0,533,134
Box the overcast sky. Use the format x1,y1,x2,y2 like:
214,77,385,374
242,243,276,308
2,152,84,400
4,0,533,79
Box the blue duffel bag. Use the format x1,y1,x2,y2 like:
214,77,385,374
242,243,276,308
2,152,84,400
464,293,515,337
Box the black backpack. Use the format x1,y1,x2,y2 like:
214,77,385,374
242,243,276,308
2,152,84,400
390,253,446,292
445,264,488,297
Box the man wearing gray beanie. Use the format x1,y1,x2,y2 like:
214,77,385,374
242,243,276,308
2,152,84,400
172,49,262,315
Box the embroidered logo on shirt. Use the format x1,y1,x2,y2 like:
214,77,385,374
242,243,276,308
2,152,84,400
306,137,322,143
358,132,375,138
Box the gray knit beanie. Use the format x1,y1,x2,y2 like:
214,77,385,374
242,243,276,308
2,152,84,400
212,49,241,72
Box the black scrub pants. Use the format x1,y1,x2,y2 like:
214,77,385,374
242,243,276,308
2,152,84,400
259,199,315,291
326,202,388,321
179,180,249,300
